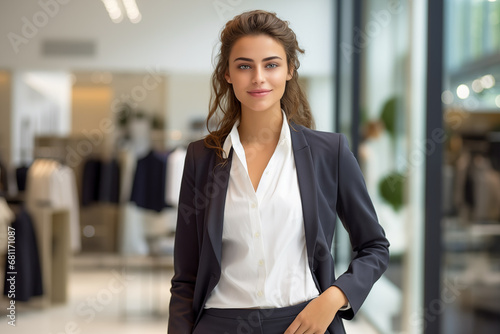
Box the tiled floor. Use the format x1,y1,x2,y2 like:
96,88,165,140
0,254,379,334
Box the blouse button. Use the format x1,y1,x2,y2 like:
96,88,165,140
251,202,257,209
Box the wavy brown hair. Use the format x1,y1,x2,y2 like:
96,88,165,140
204,10,314,161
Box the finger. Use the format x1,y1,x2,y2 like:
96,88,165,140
284,318,302,334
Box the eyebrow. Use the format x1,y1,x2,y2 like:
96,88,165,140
233,56,283,62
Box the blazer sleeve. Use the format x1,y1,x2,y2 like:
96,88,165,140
332,134,390,320
168,143,199,333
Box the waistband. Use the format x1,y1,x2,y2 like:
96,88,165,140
203,300,310,320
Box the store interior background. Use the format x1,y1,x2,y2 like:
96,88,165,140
0,0,499,334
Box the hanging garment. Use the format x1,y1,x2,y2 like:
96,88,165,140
52,165,81,252
117,148,148,255
118,147,136,204
3,208,43,301
165,147,187,207
81,158,102,206
121,149,176,255
130,150,172,212
0,197,15,255
16,165,30,192
0,160,9,195
82,157,120,205
26,159,81,252
98,158,120,204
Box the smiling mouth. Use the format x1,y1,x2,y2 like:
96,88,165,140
247,89,272,97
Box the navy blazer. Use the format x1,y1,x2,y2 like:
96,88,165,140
168,123,390,334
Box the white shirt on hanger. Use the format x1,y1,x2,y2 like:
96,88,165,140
165,147,187,207
26,159,81,252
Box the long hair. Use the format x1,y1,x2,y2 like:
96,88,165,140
204,10,314,161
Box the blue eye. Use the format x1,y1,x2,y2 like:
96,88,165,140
266,63,278,68
238,64,251,70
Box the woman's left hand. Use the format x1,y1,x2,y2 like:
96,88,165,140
284,286,347,334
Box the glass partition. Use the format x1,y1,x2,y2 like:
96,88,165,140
335,1,428,333
441,0,500,333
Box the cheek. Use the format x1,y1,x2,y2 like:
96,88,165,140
230,78,246,100
229,73,247,87
231,80,246,97
272,76,288,91
271,70,289,85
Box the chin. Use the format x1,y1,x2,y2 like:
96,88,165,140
243,102,280,114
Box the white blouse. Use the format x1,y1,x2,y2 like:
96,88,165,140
204,112,320,309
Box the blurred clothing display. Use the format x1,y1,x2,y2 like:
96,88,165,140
81,158,121,206
3,207,43,301
130,149,172,212
25,159,81,252
99,159,121,204
118,148,148,255
117,147,185,255
0,197,14,255
81,158,101,206
165,147,187,206
0,160,9,195
16,165,29,192
470,155,500,221
454,151,500,223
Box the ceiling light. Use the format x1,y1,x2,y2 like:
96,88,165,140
456,84,470,100
471,79,483,93
441,90,454,104
481,74,495,89
102,0,123,23
122,0,142,23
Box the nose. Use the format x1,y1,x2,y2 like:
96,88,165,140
252,67,265,84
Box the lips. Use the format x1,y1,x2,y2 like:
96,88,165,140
247,89,272,97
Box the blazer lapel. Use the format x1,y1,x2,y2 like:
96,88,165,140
290,124,320,270
205,149,233,268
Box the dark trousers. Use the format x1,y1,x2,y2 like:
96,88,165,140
193,300,330,334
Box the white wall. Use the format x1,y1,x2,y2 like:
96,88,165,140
0,0,333,76
11,71,72,165
165,73,211,142
308,76,334,132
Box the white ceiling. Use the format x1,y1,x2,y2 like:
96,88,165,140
0,0,334,75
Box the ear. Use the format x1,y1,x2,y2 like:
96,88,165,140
225,71,232,84
286,66,294,81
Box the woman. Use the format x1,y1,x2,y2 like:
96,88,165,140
168,10,389,334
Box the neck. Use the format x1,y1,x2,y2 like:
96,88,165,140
238,106,283,145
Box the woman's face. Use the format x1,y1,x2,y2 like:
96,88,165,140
225,34,292,115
